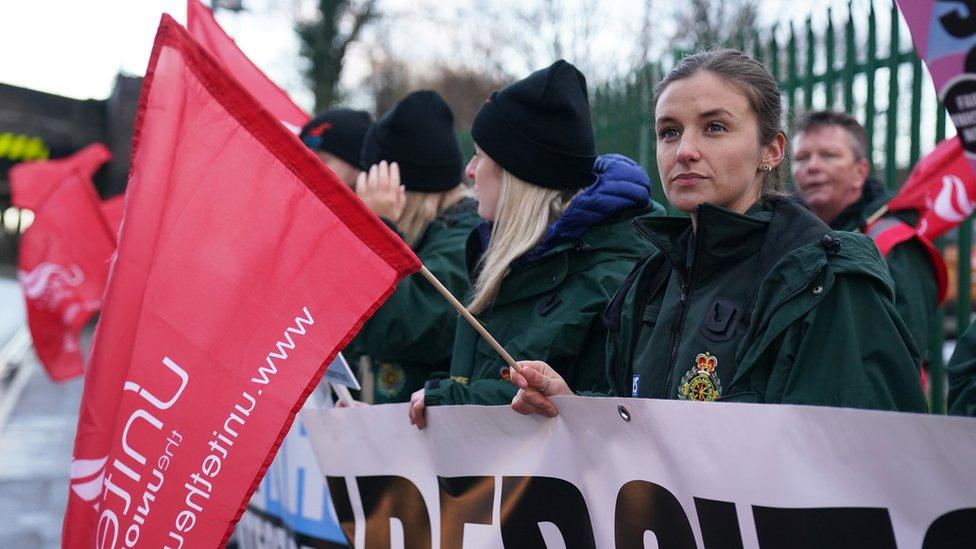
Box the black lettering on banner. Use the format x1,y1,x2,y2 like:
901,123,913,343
939,0,976,39
325,476,356,545
923,507,976,548
357,475,431,549
694,498,743,549
500,476,596,548
752,506,896,549
613,480,696,549
941,77,976,155
438,476,494,549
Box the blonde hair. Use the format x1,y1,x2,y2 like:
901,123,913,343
467,171,577,314
396,185,473,247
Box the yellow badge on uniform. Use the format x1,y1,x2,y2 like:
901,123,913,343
377,363,407,397
678,352,722,401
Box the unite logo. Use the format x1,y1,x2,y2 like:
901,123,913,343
920,174,976,236
70,456,109,506
933,174,976,222
18,262,85,309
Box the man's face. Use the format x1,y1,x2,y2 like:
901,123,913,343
792,125,870,218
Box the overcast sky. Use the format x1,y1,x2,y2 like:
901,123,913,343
0,0,884,112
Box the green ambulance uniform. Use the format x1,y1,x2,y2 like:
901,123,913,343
348,197,480,403
425,156,665,406
424,211,657,406
829,178,939,367
605,198,927,411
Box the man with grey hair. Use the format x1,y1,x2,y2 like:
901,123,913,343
793,110,939,380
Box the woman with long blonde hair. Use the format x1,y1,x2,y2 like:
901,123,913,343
350,90,480,404
409,60,662,428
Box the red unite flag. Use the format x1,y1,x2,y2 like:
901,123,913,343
62,16,419,548
10,143,115,381
187,0,309,132
887,137,976,240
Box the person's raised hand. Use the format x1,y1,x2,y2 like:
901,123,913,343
510,361,570,417
357,160,405,220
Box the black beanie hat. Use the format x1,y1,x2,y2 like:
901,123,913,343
300,108,373,168
360,90,463,192
471,60,596,191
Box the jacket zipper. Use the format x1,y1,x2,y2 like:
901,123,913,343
631,215,698,398
770,268,822,313
662,263,697,397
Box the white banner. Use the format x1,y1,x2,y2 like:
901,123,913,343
300,398,976,548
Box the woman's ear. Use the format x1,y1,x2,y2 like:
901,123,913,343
761,132,787,168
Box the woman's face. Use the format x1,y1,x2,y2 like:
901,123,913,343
467,145,504,221
655,71,783,216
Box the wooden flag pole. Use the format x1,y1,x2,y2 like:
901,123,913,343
864,204,889,226
418,266,520,372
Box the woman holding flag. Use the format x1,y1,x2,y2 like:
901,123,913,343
510,49,928,416
409,60,663,428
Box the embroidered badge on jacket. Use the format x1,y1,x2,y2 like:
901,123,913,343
377,363,407,397
678,352,722,401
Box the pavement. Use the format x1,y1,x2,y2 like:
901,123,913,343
0,275,83,548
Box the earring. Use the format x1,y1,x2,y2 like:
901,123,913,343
760,164,772,174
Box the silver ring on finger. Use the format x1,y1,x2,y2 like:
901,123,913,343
539,375,551,394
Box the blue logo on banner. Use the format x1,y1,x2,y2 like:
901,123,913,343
245,413,345,545
632,374,640,397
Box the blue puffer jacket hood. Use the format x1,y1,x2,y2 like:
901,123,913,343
475,153,654,264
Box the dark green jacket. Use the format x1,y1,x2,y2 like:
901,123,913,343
948,321,976,416
605,199,927,412
829,178,938,364
348,198,480,403
424,204,661,406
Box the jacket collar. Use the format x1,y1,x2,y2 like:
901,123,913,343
633,201,772,283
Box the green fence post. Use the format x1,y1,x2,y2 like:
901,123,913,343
866,1,878,165
910,54,923,166
752,29,764,65
959,220,973,335
826,8,836,108
788,22,799,121
638,65,650,173
844,2,856,113
884,0,900,190
930,278,947,413
805,16,815,111
930,101,949,413
770,26,781,85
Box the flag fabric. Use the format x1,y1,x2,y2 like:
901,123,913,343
885,137,976,240
187,0,309,132
10,144,115,381
896,2,976,219
62,15,419,548
10,143,110,211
